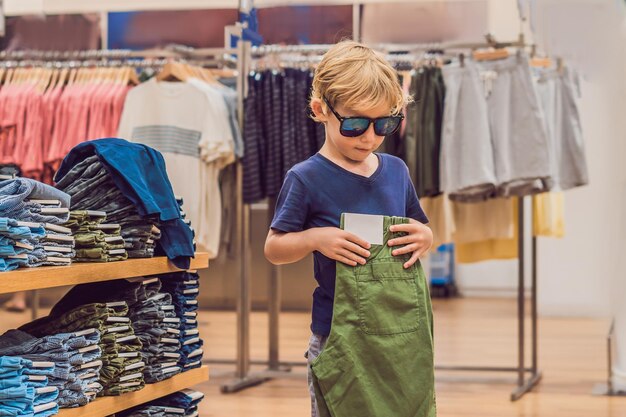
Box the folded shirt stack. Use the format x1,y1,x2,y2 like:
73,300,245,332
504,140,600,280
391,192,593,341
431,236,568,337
54,139,194,269
117,389,204,417
0,356,59,417
65,211,128,263
0,329,102,409
0,356,58,417
39,223,75,267
130,282,183,383
158,272,203,371
20,302,144,398
0,178,74,270
44,279,183,384
55,156,161,260
0,178,70,226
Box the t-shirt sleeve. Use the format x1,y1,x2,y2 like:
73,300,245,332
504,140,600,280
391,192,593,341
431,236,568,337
405,166,429,224
270,171,310,233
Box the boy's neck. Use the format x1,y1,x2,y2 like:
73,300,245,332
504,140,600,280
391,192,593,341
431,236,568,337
319,143,379,178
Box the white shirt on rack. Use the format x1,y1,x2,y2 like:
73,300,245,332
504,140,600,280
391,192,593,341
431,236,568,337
118,78,235,259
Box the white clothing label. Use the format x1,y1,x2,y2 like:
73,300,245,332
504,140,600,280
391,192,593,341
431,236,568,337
343,213,384,245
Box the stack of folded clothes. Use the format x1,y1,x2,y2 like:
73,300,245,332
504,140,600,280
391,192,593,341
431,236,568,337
65,211,127,263
0,329,106,412
0,329,101,409
0,178,74,269
55,156,161,261
43,279,183,384
125,280,183,383
158,272,203,371
0,356,59,417
116,389,204,417
116,218,160,260
39,222,75,266
20,301,144,398
54,139,194,270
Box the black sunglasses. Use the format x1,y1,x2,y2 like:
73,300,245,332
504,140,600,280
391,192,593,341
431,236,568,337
323,97,404,138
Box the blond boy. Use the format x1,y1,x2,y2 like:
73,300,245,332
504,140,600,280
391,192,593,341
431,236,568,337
264,41,434,416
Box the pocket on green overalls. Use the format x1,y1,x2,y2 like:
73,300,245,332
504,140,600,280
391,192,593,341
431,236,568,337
356,259,421,335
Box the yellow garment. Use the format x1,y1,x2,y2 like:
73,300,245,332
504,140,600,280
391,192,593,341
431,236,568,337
421,195,455,247
452,198,515,244
533,192,565,238
456,198,518,263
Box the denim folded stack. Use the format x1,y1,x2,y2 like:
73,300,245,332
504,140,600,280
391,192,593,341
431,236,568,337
44,279,183,384
0,329,104,412
0,356,59,417
0,219,44,271
130,282,183,383
0,178,74,270
20,303,145,398
55,156,161,260
65,211,128,263
0,178,70,226
158,272,203,371
117,389,204,417
39,222,75,267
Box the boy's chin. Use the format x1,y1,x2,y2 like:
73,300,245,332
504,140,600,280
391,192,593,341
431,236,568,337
345,150,372,162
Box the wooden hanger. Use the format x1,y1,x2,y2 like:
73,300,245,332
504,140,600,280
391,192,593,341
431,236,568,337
116,67,126,85
15,68,25,84
209,68,237,79
473,48,509,61
39,68,53,93
157,61,190,82
55,68,69,88
47,69,58,90
5,69,14,85
107,67,118,84
530,57,552,68
124,66,140,85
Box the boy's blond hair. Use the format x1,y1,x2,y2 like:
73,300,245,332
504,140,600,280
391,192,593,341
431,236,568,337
311,40,408,122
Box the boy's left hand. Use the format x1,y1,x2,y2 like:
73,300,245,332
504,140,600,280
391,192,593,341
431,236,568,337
388,219,433,269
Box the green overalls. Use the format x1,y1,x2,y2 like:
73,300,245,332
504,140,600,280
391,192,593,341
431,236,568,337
310,216,436,417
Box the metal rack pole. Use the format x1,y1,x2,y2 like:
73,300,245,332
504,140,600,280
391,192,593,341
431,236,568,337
235,36,250,382
436,196,541,401
510,196,543,401
221,30,268,393
518,197,526,388
532,234,538,374
267,197,288,372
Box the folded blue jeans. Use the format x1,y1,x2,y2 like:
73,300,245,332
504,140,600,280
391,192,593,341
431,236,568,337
0,178,70,211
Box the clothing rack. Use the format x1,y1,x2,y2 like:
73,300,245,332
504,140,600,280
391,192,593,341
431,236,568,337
0,46,238,72
0,44,240,323
218,38,544,401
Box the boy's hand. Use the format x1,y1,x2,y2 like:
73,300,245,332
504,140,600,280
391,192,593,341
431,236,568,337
388,219,433,269
308,227,371,267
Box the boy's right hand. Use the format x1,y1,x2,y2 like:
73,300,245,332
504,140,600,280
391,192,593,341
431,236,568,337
308,227,371,266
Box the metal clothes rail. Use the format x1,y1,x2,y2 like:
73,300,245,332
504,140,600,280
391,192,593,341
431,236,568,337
215,37,543,401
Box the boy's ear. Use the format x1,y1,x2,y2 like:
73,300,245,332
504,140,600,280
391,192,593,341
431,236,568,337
311,98,329,122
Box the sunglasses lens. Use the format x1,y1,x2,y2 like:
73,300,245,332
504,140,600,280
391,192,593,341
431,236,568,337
374,117,402,136
340,118,370,137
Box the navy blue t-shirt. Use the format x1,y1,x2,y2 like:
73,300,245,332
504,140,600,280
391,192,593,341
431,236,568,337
270,152,428,336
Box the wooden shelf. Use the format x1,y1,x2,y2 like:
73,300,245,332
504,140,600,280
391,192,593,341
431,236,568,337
57,366,209,417
0,253,209,295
